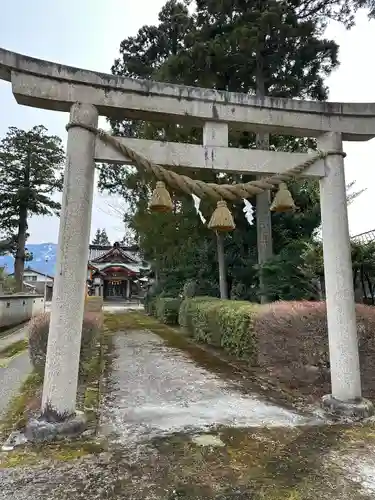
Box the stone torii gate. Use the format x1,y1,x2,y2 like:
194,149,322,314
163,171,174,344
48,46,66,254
1,48,375,431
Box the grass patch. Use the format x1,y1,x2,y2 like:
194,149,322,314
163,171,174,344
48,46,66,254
103,310,153,332
0,371,43,440
0,438,107,468
0,339,28,359
0,334,104,442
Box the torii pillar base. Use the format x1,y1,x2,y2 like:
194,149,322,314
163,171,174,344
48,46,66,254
321,395,374,421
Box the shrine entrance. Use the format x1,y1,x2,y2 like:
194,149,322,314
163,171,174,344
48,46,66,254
3,47,375,419
103,278,131,300
104,279,126,299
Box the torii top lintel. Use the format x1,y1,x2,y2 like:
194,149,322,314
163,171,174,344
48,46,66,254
1,47,375,141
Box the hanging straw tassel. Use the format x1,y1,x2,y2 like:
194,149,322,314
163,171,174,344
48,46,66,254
270,182,296,213
208,200,235,232
149,181,173,213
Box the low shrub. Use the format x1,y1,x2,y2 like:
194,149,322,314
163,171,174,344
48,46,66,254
28,312,101,376
179,296,258,361
177,297,375,400
254,300,375,398
155,297,182,325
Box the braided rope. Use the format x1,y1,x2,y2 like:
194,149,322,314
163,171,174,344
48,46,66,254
66,122,345,202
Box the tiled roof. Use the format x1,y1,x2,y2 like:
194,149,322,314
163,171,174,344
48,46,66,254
89,247,141,262
88,242,145,263
93,262,147,274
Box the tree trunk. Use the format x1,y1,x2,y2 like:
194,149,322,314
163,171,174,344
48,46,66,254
216,231,228,299
255,42,273,304
14,148,31,293
360,266,366,304
14,205,28,292
365,272,375,305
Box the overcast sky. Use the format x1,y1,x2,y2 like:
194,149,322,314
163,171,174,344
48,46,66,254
0,2,374,244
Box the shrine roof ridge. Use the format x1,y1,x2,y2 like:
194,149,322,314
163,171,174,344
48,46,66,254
2,47,375,140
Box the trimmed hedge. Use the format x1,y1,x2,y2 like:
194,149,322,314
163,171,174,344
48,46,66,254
155,297,182,325
178,297,375,400
179,296,258,362
253,300,375,397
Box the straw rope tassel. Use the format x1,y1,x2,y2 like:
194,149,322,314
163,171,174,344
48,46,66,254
270,182,296,213
208,200,235,232
149,181,173,213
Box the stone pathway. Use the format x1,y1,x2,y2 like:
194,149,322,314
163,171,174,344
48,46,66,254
0,325,30,417
100,330,319,445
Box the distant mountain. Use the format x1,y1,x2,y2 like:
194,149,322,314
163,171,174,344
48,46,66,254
0,243,57,276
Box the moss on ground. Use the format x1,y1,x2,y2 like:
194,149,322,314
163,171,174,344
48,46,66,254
148,423,375,499
0,339,28,359
0,439,107,468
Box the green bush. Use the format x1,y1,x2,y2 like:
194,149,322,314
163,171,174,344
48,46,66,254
217,302,258,360
178,296,257,359
28,312,101,376
178,296,218,333
155,297,181,324
181,297,258,362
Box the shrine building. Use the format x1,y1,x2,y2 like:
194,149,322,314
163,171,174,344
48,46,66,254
87,242,149,300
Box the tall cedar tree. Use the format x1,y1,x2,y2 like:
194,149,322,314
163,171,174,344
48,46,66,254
98,0,373,298
0,126,64,291
91,228,111,246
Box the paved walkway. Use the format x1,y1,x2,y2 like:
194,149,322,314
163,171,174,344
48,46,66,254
0,324,31,417
100,330,317,445
0,325,28,352
103,302,143,313
0,351,31,417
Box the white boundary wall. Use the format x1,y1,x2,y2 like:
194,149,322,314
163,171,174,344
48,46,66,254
0,294,44,329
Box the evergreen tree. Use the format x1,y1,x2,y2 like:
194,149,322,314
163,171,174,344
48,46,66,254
91,228,110,246
0,125,64,291
98,0,374,299
121,227,136,247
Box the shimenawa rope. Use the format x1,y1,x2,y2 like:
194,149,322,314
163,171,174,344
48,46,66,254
66,122,345,202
